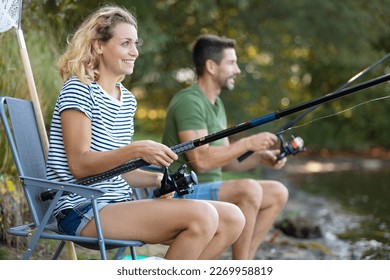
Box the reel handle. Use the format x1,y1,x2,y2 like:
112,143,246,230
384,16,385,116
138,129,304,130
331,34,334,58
237,150,253,162
238,134,305,162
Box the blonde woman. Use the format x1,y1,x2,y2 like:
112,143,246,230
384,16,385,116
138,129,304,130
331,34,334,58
47,5,245,260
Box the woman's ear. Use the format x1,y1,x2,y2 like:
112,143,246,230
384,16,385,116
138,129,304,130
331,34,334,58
93,40,103,54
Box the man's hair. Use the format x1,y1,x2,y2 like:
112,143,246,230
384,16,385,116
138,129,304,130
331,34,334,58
57,5,137,84
192,34,236,77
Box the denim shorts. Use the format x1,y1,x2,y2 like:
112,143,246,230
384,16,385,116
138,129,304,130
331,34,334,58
56,201,109,236
173,181,222,200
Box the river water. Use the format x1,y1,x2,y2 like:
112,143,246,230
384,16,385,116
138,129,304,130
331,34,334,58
275,156,390,259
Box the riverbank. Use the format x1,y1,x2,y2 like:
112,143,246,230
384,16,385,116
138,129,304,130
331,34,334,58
134,179,370,260
73,154,390,260
2,154,389,260
134,155,387,260
225,187,367,260
244,154,390,260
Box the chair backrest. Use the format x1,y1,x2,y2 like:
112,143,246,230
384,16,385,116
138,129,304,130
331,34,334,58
0,96,52,226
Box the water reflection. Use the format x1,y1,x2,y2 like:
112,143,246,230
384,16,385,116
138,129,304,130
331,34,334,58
282,157,390,258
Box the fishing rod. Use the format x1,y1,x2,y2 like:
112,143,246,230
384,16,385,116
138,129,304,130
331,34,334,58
238,52,390,162
278,53,390,134
75,72,390,186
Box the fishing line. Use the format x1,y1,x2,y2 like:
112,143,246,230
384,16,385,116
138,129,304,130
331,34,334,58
281,94,390,133
237,53,390,162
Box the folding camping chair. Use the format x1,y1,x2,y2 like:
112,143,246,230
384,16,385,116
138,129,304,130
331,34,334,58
0,96,145,260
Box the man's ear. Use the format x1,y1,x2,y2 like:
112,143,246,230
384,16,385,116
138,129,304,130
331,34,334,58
205,59,218,75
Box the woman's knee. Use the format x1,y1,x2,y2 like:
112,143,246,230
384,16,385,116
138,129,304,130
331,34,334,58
227,203,246,232
186,200,219,236
214,202,245,239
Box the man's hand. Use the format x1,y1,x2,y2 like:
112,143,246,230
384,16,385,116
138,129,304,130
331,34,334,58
243,132,278,152
259,150,287,169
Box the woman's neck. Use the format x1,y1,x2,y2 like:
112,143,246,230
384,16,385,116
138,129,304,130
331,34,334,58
96,77,121,101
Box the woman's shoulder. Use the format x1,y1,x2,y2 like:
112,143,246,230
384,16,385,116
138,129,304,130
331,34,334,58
59,77,98,106
61,77,101,97
62,76,92,91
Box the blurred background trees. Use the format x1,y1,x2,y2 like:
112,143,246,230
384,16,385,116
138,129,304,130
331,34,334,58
1,0,390,176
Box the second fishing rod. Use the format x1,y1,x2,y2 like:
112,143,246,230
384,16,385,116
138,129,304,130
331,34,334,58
76,72,390,186
237,52,390,162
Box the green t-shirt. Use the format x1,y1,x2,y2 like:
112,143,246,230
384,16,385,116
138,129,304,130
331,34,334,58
162,84,227,183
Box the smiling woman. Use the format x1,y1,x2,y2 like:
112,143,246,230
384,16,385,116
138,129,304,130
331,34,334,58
93,22,139,98
57,6,139,88
45,5,245,260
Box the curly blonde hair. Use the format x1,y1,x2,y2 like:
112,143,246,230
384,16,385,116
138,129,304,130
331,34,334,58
57,5,137,84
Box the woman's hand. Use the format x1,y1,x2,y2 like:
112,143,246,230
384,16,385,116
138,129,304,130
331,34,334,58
158,192,175,199
132,140,178,167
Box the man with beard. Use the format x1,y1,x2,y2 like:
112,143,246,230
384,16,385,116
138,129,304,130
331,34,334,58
162,34,289,259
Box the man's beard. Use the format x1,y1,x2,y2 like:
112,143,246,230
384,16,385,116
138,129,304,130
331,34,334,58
222,77,235,91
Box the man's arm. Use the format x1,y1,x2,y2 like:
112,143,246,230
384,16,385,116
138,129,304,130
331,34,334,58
223,149,287,172
178,129,278,173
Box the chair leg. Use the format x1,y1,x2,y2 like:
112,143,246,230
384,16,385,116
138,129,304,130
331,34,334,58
113,247,126,260
52,241,66,260
23,192,63,259
91,199,107,259
130,246,137,260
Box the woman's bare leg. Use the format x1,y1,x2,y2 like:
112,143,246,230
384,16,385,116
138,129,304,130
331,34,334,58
81,199,220,259
198,201,245,260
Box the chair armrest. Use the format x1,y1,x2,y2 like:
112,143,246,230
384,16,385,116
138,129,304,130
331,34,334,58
20,176,106,199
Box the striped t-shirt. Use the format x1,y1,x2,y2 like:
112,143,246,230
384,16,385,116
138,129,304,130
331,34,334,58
46,77,137,216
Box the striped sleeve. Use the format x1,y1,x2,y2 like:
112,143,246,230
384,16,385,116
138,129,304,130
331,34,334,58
57,78,94,119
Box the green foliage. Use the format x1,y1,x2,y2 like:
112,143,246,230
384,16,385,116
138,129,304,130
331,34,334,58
1,1,390,179
0,31,61,175
0,175,26,248
1,0,388,258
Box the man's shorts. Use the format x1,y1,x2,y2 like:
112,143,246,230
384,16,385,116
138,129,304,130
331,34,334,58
56,201,109,236
173,181,223,201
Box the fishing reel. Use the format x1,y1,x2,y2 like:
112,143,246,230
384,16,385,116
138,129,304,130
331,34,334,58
276,134,306,161
153,164,197,198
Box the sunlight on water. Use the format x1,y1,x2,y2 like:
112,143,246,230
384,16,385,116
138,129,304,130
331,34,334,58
284,157,390,259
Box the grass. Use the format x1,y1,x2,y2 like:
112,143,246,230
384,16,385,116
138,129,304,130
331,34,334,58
0,239,168,260
0,29,62,176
